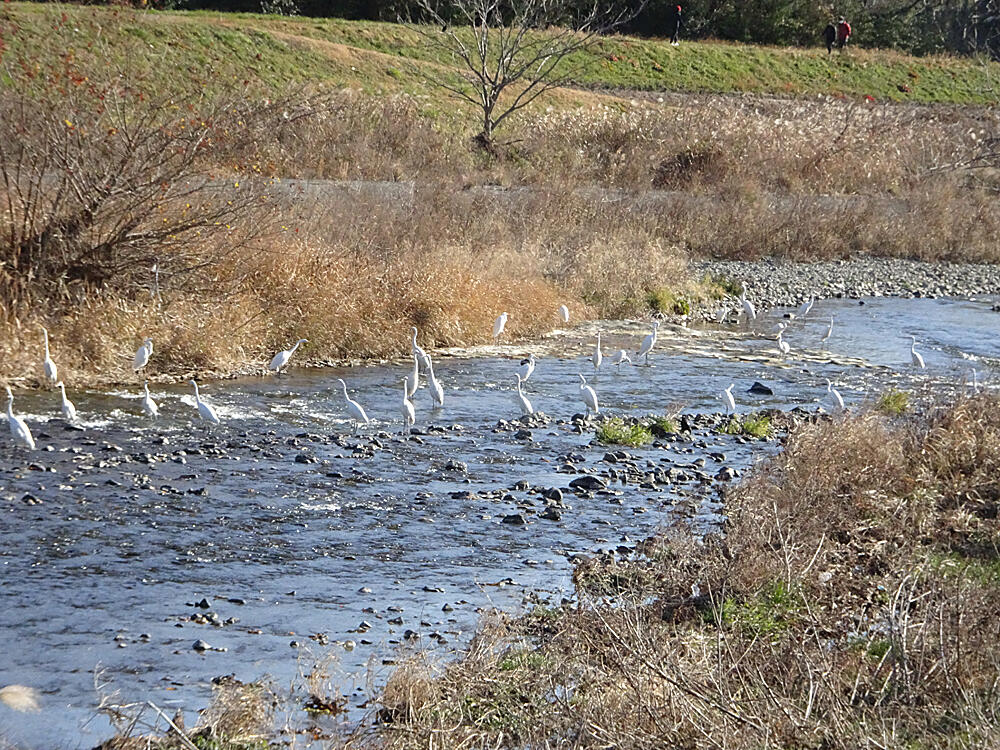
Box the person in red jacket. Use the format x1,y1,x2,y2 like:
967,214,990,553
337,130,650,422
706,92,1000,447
836,17,852,50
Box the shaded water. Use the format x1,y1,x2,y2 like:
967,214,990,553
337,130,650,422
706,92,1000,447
1,296,997,747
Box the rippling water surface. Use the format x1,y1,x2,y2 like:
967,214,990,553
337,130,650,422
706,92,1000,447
1,296,997,747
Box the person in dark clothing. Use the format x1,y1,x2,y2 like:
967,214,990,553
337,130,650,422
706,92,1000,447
836,17,852,50
670,5,683,46
823,22,837,54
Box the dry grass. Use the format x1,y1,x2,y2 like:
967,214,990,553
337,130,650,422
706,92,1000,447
373,396,1000,749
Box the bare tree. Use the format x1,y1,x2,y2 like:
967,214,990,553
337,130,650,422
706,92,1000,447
409,0,640,150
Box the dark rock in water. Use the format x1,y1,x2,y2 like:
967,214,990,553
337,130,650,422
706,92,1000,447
294,453,318,464
543,487,563,503
748,381,774,395
443,459,468,472
513,480,530,491
569,475,607,491
540,507,562,522
679,415,693,433
403,629,419,640
194,598,211,609
716,466,738,481
192,639,211,652
513,429,533,441
502,513,527,525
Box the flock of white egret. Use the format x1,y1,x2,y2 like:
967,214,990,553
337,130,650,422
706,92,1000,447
2,301,953,451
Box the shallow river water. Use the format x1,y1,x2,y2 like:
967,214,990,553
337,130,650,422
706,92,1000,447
1,296,997,748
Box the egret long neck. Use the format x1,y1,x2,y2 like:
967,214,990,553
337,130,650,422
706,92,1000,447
43,330,50,356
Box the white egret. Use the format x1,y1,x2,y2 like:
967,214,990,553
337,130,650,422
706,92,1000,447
971,368,981,393
423,353,445,409
636,321,660,366
797,296,814,318
777,331,790,356
578,374,599,417
141,380,159,418
41,327,57,384
5,386,35,450
909,336,925,369
189,380,221,424
401,377,416,434
558,304,570,323
821,316,834,345
739,290,757,321
826,379,845,413
405,353,420,399
268,338,307,374
721,383,736,415
410,327,427,363
133,337,153,372
608,350,631,371
517,354,536,382
592,332,603,372
492,312,508,343
337,379,369,432
513,373,533,416
55,381,76,422
715,305,730,324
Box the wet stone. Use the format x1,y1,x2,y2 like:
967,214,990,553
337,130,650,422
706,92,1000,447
569,475,607,492
502,513,527,525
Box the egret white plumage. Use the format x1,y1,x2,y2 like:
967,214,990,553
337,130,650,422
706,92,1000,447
5,386,36,449
777,331,790,356
821,316,834,345
715,305,730,324
558,304,570,323
797,296,814,318
513,373,533,416
517,354,536,382
410,327,427,363
337,379,369,432
721,383,736,415
739,290,756,321
189,380,221,424
592,332,603,372
400,377,416,434
405,353,420,398
133,337,153,372
41,327,57,384
56,381,76,422
423,353,445,409
578,374,599,417
141,380,159,418
492,312,508,343
826,379,845,413
268,338,307,374
608,349,631,371
636,321,659,366
909,336,925,369
971,368,981,393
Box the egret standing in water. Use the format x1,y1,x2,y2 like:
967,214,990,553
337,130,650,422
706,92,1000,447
558,304,570,323
133,337,153,373
636,321,659,366
826,379,845,413
777,331,790,356
337,379,369,432
739,289,756,322
5,386,35,450
400,378,416,434
492,312,508,344
592,333,603,372
909,336,925,369
821,316,834,345
608,350,631,371
405,353,420,399
517,354,536,382
141,381,159,418
720,384,736,415
410,327,427,364
268,338,307,375
513,373,533,416
797,296,814,318
55,382,76,422
578,374,599,417
423,353,445,409
41,327,57,385
715,304,731,324
189,380,221,424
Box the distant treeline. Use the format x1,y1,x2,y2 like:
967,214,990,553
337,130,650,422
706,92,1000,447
43,0,1000,57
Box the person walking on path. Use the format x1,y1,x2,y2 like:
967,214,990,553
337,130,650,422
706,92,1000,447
823,21,837,54
836,17,852,50
670,5,683,46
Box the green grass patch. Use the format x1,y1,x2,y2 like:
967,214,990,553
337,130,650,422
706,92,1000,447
876,387,909,415
596,417,653,447
720,413,772,438
931,552,1000,586
708,580,803,638
648,415,678,434
645,288,691,316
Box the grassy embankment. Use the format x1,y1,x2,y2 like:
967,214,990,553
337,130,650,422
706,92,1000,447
1,3,998,386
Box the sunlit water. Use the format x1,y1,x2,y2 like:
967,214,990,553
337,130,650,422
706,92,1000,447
1,296,997,747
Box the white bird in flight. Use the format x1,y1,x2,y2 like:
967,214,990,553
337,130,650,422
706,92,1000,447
558,304,570,323
189,380,221,424
5,386,35,450
141,381,159,418
492,312,508,343
423,353,445,409
592,333,603,372
133,337,153,373
56,381,76,422
636,321,659,366
578,374,599,417
400,377,416,434
513,373,533,416
909,336,925,369
41,327,57,385
826,379,844,413
337,379,369,432
517,354,536,382
268,338,307,374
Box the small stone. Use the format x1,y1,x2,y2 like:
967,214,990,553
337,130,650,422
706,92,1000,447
569,475,607,491
192,639,211,652
502,513,527,525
